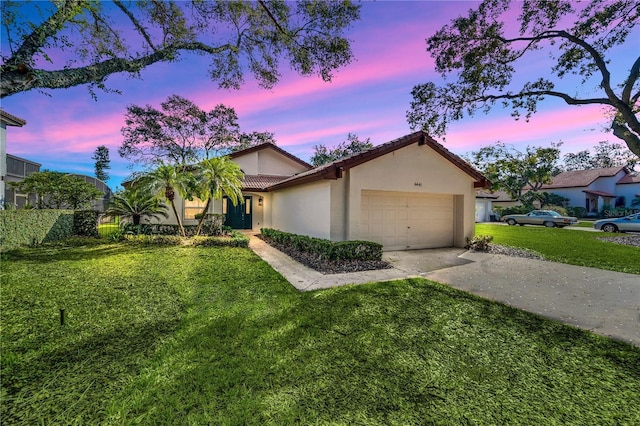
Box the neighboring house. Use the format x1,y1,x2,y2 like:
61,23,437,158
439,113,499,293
68,173,112,212
157,131,489,250
539,166,640,214
475,190,498,222
4,154,41,208
1,110,29,209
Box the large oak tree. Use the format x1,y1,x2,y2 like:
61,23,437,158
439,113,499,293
1,0,360,98
407,0,640,157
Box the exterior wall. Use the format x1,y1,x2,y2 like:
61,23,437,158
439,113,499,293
1,123,6,207
589,171,625,193
548,187,588,208
616,183,640,208
231,149,309,176
345,143,477,248
271,181,331,239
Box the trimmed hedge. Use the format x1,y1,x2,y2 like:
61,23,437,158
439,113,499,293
0,210,75,251
260,228,382,261
73,210,99,237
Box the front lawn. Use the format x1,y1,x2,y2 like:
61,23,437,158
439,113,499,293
2,239,638,424
477,223,640,274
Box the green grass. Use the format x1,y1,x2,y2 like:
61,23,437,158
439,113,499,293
2,239,639,424
477,223,640,274
567,220,596,228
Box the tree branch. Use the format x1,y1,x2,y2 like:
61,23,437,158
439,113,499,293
5,0,84,68
622,55,640,104
113,0,156,51
471,90,612,107
257,0,289,40
0,41,234,97
499,30,619,105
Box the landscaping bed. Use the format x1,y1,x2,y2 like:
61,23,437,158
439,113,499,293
597,233,640,247
258,234,392,274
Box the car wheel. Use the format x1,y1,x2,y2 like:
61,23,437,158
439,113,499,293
543,221,556,228
602,223,618,233
507,219,516,226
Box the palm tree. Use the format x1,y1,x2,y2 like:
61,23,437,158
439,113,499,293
104,188,169,225
194,157,244,236
137,163,194,237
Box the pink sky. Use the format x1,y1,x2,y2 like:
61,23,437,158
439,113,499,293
1,1,637,188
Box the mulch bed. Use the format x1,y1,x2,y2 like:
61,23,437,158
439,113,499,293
258,235,392,274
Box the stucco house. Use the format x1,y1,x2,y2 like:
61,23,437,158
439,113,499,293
1,110,30,209
539,166,640,214
159,131,489,250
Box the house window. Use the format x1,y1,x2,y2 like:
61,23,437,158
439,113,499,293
184,197,206,220
222,198,227,214
245,199,251,215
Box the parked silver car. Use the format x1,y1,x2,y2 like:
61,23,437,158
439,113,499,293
501,210,578,228
593,213,640,233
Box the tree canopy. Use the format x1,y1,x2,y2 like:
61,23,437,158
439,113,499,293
407,0,640,157
9,170,102,209
466,142,561,203
310,133,373,167
120,95,265,167
1,0,360,98
92,145,110,182
562,140,638,171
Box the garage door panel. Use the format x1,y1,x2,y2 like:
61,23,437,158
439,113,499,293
360,190,454,250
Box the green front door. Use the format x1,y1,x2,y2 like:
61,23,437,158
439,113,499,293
224,196,252,229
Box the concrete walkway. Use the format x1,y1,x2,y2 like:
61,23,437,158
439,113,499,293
247,233,640,346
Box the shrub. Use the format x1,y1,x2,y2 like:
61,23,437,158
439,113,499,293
191,232,249,248
260,228,383,261
500,205,531,215
124,235,184,245
566,206,587,218
545,205,568,216
73,210,99,237
465,235,494,251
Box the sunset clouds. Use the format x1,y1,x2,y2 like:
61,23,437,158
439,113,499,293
1,1,636,188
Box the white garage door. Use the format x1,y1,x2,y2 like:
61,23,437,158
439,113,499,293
360,190,454,250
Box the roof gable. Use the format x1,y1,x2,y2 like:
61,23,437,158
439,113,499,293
267,131,489,191
617,172,640,185
228,142,312,170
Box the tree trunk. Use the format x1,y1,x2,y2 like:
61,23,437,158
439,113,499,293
194,198,212,237
133,214,140,225
612,120,640,159
165,185,185,237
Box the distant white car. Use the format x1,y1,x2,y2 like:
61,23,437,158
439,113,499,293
593,213,640,233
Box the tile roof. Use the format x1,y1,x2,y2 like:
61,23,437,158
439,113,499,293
228,142,313,169
617,172,640,185
541,166,626,188
0,109,27,126
242,174,289,191
267,131,489,191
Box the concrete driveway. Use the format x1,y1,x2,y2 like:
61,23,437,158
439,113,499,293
248,234,640,346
